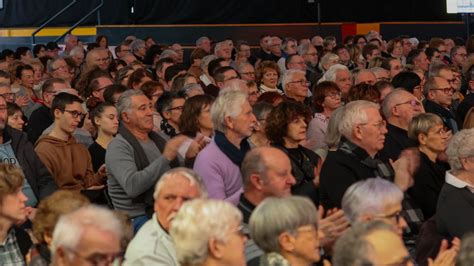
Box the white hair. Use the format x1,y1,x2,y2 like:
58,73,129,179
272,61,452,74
338,100,380,140
213,41,226,56
281,69,305,94
381,89,410,119
318,64,349,83
159,49,178,60
446,129,474,171
51,205,123,258
170,199,242,266
319,53,339,71
130,39,145,53
200,55,218,72
153,167,207,200
222,79,247,93
196,36,210,46
69,46,84,57
342,178,403,223
211,88,248,132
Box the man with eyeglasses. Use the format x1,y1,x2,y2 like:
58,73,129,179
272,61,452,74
51,205,124,266
282,69,311,105
380,89,423,162
236,62,256,82
423,76,458,133
47,58,73,84
450,46,467,70
85,48,110,70
27,78,70,144
156,93,185,139
407,49,430,73
35,93,105,198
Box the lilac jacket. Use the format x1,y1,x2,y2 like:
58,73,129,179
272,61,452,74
193,139,243,205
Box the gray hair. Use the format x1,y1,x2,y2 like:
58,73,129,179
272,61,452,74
407,113,443,142
130,39,145,53
181,83,204,97
159,49,178,61
333,220,396,266
428,62,450,78
249,196,318,253
221,79,247,93
318,64,349,83
446,128,474,171
325,106,345,148
370,67,388,76
381,89,412,119
47,57,65,73
319,53,339,71
116,89,145,120
51,205,123,258
296,42,312,56
354,69,376,85
236,62,254,74
241,147,270,187
170,199,243,266
69,46,84,57
153,167,207,200
457,233,474,266
200,55,218,72
64,33,76,44
196,36,209,46
281,38,297,52
338,100,380,140
281,69,305,94
211,88,248,132
342,178,403,223
213,41,226,56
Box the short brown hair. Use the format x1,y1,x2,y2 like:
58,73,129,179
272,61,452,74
0,164,24,205
179,94,214,137
347,83,381,103
312,81,340,113
256,60,280,85
140,80,163,100
265,101,309,145
32,190,89,243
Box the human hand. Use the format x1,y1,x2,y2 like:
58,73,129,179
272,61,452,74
185,133,209,159
15,95,30,107
163,135,190,161
428,238,460,266
391,148,419,191
318,206,350,254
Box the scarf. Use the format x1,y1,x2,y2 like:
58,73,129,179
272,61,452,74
214,130,250,167
338,139,394,180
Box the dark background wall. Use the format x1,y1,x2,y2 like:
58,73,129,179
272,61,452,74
0,0,464,27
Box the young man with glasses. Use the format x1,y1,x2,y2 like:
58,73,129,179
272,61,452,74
35,93,105,198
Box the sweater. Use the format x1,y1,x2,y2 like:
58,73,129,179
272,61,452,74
193,139,243,205
34,135,103,190
106,134,170,217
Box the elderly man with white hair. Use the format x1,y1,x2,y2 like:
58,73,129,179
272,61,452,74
354,69,377,85
319,100,421,235
214,41,232,64
51,205,123,266
282,69,310,104
319,64,352,100
193,89,257,204
196,36,211,53
130,39,146,62
437,128,474,238
124,168,207,265
170,198,247,266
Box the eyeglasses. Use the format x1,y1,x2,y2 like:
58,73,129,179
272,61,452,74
239,72,255,76
455,53,467,58
326,91,342,99
376,211,403,224
359,120,387,130
63,110,86,119
67,248,124,266
288,80,310,86
0,93,15,99
53,65,68,72
431,126,450,136
394,99,421,108
167,106,184,112
430,87,454,94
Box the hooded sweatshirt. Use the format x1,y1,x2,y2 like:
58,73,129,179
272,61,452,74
34,135,103,190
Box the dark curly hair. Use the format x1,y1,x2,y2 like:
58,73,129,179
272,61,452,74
178,94,214,138
265,101,309,145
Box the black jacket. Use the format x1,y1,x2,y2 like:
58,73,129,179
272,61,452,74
379,123,417,163
457,93,474,128
423,99,459,133
27,105,53,145
408,152,449,219
5,126,56,201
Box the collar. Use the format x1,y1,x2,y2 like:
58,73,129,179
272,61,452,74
238,193,256,224
0,228,15,246
446,171,474,193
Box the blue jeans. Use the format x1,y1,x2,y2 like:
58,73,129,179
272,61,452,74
131,215,149,233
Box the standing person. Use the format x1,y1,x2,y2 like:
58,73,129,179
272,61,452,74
88,102,119,173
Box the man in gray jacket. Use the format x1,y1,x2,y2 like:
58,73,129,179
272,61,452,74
106,90,190,232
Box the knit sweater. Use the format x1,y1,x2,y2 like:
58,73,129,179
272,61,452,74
193,139,243,205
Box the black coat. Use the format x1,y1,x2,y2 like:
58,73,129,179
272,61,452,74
379,123,417,163
408,152,449,219
6,126,57,201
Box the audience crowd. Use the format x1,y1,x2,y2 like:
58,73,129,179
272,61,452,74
1,31,474,265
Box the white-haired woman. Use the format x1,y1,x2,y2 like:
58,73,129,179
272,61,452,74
249,196,321,266
437,128,474,238
170,199,246,266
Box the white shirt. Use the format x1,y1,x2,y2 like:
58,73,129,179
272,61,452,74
445,170,474,193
